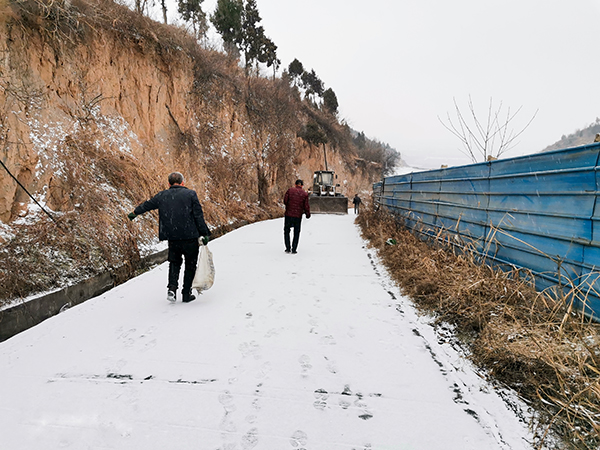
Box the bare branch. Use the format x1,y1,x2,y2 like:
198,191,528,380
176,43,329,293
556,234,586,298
439,96,538,163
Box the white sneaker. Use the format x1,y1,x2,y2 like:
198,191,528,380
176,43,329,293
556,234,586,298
167,290,176,303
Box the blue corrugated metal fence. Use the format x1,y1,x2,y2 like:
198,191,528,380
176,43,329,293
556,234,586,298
373,143,600,319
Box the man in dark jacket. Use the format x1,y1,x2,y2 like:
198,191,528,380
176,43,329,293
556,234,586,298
283,179,311,254
352,194,362,214
128,172,210,303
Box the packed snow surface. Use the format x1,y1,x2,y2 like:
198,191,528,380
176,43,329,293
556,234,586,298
0,213,533,449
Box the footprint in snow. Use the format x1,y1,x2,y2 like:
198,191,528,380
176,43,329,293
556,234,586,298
290,430,308,448
324,356,337,374
353,392,374,420
241,427,259,449
264,328,281,338
219,390,238,435
319,335,336,346
298,354,312,377
338,384,352,409
141,339,157,352
313,388,328,410
219,390,236,413
256,361,271,379
117,328,137,348
239,341,261,359
220,414,237,433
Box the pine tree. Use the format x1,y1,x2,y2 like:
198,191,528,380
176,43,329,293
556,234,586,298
301,69,323,102
258,38,280,74
211,0,278,74
288,59,304,86
211,0,244,56
323,88,338,115
178,0,208,39
240,0,278,73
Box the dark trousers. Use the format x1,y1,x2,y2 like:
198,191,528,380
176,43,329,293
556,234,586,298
167,239,199,294
284,216,302,252
354,204,360,214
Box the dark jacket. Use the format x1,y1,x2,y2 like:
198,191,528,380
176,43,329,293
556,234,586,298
134,185,210,241
284,186,311,218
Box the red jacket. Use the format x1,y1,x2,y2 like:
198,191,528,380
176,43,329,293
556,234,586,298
284,186,311,218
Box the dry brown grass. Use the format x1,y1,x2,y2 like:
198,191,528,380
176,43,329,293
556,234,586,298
0,127,161,302
10,0,204,68
356,205,600,450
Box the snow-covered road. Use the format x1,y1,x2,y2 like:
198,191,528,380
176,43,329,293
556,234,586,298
0,214,533,449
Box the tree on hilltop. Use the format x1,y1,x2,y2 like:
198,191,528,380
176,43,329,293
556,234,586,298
178,0,208,39
354,131,366,150
323,88,338,116
211,0,244,56
301,69,323,103
257,33,280,77
134,0,150,15
160,0,168,23
353,131,401,176
300,122,328,147
288,59,304,86
239,0,279,74
287,63,337,115
211,0,279,74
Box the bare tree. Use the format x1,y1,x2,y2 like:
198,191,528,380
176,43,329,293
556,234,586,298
160,0,167,23
439,96,538,163
134,0,150,15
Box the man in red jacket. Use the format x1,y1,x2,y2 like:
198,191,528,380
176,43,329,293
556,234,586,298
283,179,311,254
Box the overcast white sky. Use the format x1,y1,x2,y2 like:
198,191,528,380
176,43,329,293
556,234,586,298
149,0,600,168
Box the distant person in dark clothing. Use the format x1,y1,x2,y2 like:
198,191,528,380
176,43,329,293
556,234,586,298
128,172,211,303
283,179,311,254
353,194,362,214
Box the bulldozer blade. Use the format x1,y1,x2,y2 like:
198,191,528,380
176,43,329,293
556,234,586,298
309,196,348,214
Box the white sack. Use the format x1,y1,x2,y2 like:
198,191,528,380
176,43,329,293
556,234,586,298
192,242,215,292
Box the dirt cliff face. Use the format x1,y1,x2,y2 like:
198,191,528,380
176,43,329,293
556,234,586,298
0,0,381,301
0,3,196,223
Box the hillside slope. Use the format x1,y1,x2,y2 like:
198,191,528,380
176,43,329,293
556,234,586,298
542,118,600,152
0,0,385,302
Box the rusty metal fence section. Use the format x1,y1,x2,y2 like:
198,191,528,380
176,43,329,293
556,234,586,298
373,143,600,319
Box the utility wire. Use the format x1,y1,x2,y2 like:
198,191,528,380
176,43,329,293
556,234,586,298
0,157,63,229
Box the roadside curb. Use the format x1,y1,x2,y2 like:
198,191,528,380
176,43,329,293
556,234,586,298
0,220,251,342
